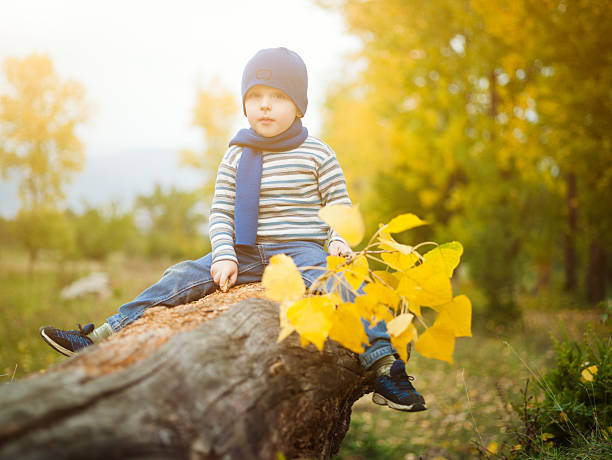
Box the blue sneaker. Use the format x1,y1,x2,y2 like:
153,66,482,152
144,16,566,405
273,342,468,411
372,360,427,412
40,323,94,357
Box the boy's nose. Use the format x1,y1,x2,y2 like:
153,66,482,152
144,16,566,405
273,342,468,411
260,96,271,109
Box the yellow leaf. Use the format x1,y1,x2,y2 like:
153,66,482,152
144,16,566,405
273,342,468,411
343,255,370,290
326,255,346,272
560,412,569,422
262,254,305,303
423,242,463,278
326,255,369,291
325,292,343,307
387,313,417,363
434,295,472,337
415,320,455,363
384,213,427,233
397,260,453,308
378,231,419,270
541,433,554,441
405,301,422,317
329,303,369,353
355,295,394,323
277,300,296,343
381,251,419,272
286,296,335,351
318,204,364,246
487,441,499,454
386,313,415,336
363,280,400,312
371,270,399,289
581,365,598,383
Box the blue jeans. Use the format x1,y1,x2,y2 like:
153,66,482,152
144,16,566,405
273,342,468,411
107,241,395,368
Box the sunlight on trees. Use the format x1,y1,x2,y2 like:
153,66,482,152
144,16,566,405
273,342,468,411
179,78,239,199
320,0,612,315
0,54,88,271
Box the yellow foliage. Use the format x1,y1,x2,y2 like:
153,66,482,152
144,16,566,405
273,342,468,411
277,301,296,343
363,279,400,312
262,254,305,303
326,254,370,291
180,78,238,197
318,204,365,247
378,231,419,271
326,255,346,272
387,313,417,362
432,295,472,338
355,295,394,324
371,270,399,289
0,53,88,210
396,260,453,309
422,242,463,278
329,303,369,353
262,205,471,365
581,365,598,383
384,213,427,233
286,296,335,351
415,315,456,364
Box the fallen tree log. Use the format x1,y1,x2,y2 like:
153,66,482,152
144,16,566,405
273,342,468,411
0,284,371,460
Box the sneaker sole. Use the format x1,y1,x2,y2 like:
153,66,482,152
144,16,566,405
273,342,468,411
39,328,76,357
372,392,427,412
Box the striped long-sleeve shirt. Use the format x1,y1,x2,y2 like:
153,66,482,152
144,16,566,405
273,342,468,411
209,136,351,264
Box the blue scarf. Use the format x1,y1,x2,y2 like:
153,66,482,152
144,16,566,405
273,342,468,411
229,119,308,247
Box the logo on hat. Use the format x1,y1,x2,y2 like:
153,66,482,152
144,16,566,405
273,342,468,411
256,69,272,80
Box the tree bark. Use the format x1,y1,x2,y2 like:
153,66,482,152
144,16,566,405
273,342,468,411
586,239,606,303
0,289,370,460
564,172,578,292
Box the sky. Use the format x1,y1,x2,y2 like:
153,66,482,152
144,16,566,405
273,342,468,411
0,0,361,216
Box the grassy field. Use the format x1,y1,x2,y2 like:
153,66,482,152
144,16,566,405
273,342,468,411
1,249,609,458
0,249,176,377
336,310,609,459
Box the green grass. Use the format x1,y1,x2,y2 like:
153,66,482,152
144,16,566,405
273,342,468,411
0,249,176,377
336,307,609,459
1,248,609,459
513,437,612,460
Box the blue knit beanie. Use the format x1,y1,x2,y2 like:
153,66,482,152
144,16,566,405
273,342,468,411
241,47,308,117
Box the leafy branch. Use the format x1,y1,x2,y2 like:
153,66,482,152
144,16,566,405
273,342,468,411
262,205,472,364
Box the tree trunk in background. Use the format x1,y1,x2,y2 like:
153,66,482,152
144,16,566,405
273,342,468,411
564,172,577,292
0,294,370,460
586,240,606,303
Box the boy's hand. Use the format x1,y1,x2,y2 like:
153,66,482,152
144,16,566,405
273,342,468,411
328,240,352,258
211,260,238,292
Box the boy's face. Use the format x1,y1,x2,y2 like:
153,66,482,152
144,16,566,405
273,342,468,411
244,85,299,137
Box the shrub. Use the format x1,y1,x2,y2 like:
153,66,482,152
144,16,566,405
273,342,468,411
512,330,612,456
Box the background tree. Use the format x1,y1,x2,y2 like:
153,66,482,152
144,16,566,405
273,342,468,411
0,54,88,271
320,0,611,320
179,78,238,199
133,183,209,260
67,203,140,261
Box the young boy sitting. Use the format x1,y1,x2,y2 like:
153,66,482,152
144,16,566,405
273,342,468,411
40,47,426,412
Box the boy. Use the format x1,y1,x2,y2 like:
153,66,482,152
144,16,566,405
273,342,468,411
40,47,426,412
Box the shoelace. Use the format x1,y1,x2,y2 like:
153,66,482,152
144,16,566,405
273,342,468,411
77,323,94,336
57,323,94,343
391,374,417,393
